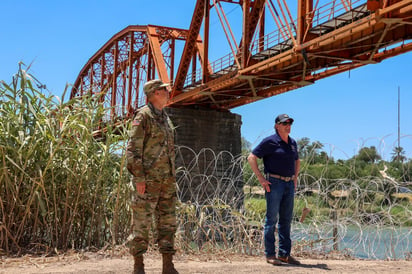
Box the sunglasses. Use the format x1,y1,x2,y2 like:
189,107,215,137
279,121,293,126
156,87,169,95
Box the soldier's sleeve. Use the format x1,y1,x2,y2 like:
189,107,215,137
126,111,147,182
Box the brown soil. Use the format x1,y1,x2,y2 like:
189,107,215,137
1,251,412,274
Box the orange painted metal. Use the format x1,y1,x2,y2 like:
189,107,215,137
172,0,206,97
71,0,412,121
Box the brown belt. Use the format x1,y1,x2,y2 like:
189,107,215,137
267,173,294,182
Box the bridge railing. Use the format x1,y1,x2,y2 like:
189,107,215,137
184,50,238,88
183,0,367,89
313,0,364,26
249,22,296,56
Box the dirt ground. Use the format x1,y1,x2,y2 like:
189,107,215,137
1,252,412,274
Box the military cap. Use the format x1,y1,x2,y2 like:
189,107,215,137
143,79,169,96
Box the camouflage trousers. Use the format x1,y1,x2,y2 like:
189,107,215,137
126,176,177,256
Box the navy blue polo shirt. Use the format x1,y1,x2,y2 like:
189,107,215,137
252,133,299,177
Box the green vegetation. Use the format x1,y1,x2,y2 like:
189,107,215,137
0,64,131,253
244,197,266,219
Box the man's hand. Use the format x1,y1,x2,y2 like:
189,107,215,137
136,181,146,195
247,153,271,192
258,177,271,192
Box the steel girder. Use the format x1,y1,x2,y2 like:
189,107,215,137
71,0,412,119
71,25,191,120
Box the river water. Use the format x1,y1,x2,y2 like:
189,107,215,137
294,224,412,259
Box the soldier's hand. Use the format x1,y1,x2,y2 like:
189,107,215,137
136,181,146,194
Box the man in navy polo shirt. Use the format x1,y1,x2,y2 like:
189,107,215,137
247,113,301,266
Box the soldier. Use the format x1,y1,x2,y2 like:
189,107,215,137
126,79,178,274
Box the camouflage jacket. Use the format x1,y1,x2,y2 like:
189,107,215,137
126,103,175,182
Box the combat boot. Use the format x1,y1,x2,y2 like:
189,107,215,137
162,253,179,274
133,255,145,274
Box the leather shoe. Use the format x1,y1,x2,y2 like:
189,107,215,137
278,255,301,265
266,256,282,265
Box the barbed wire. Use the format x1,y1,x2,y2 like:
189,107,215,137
173,146,412,260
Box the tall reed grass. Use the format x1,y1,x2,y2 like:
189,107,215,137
0,64,131,254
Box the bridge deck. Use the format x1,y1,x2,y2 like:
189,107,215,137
172,1,412,109
183,3,371,91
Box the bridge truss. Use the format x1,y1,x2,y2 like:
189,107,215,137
71,0,412,121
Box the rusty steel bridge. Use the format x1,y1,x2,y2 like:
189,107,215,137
71,0,412,121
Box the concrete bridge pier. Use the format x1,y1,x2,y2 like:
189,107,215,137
167,107,244,208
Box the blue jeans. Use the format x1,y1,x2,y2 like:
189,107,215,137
264,176,295,258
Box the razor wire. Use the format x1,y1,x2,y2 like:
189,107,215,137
173,146,412,260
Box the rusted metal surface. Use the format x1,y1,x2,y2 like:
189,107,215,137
71,0,412,120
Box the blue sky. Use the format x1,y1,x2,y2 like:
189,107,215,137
1,0,411,161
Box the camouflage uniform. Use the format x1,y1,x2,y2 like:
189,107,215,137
126,102,177,256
